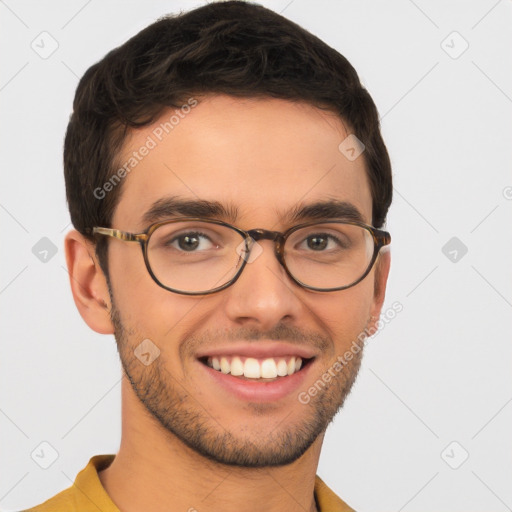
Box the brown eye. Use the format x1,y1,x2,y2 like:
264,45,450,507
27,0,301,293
166,232,214,252
306,235,328,251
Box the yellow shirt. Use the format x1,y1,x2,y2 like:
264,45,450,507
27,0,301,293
25,454,354,512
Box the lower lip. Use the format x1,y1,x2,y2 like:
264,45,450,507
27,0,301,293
198,359,314,402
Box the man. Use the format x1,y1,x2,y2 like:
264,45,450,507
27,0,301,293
27,1,392,511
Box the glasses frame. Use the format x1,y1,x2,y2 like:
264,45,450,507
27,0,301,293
87,217,391,295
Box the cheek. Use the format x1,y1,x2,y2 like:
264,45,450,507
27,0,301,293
108,247,221,362
108,245,192,340
306,280,374,349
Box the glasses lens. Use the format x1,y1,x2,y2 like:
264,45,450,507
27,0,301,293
284,223,375,290
147,221,246,293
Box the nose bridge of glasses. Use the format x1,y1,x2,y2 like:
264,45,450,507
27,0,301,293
247,229,283,242
245,228,285,262
247,228,283,244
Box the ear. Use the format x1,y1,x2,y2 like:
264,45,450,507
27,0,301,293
64,230,114,334
368,248,391,330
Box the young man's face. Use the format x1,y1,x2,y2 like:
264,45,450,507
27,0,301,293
98,95,389,466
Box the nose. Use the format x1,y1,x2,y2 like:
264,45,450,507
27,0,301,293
222,238,304,330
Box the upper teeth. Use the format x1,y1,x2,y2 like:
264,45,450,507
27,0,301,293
207,356,303,379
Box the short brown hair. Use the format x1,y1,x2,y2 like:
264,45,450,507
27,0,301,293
64,0,392,277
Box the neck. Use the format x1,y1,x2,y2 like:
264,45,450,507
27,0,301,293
99,378,323,512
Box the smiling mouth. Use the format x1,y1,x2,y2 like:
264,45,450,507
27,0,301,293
199,355,314,381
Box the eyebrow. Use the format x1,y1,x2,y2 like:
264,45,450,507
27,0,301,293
284,199,366,224
140,196,367,229
141,196,239,227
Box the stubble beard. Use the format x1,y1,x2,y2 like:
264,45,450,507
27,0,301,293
109,296,365,468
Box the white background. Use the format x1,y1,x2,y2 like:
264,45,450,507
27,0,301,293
1,1,511,511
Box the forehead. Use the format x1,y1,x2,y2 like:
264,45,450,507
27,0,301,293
112,94,372,230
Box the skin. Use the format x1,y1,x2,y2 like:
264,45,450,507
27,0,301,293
65,94,391,512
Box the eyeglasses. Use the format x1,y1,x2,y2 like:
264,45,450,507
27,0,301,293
87,218,391,295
